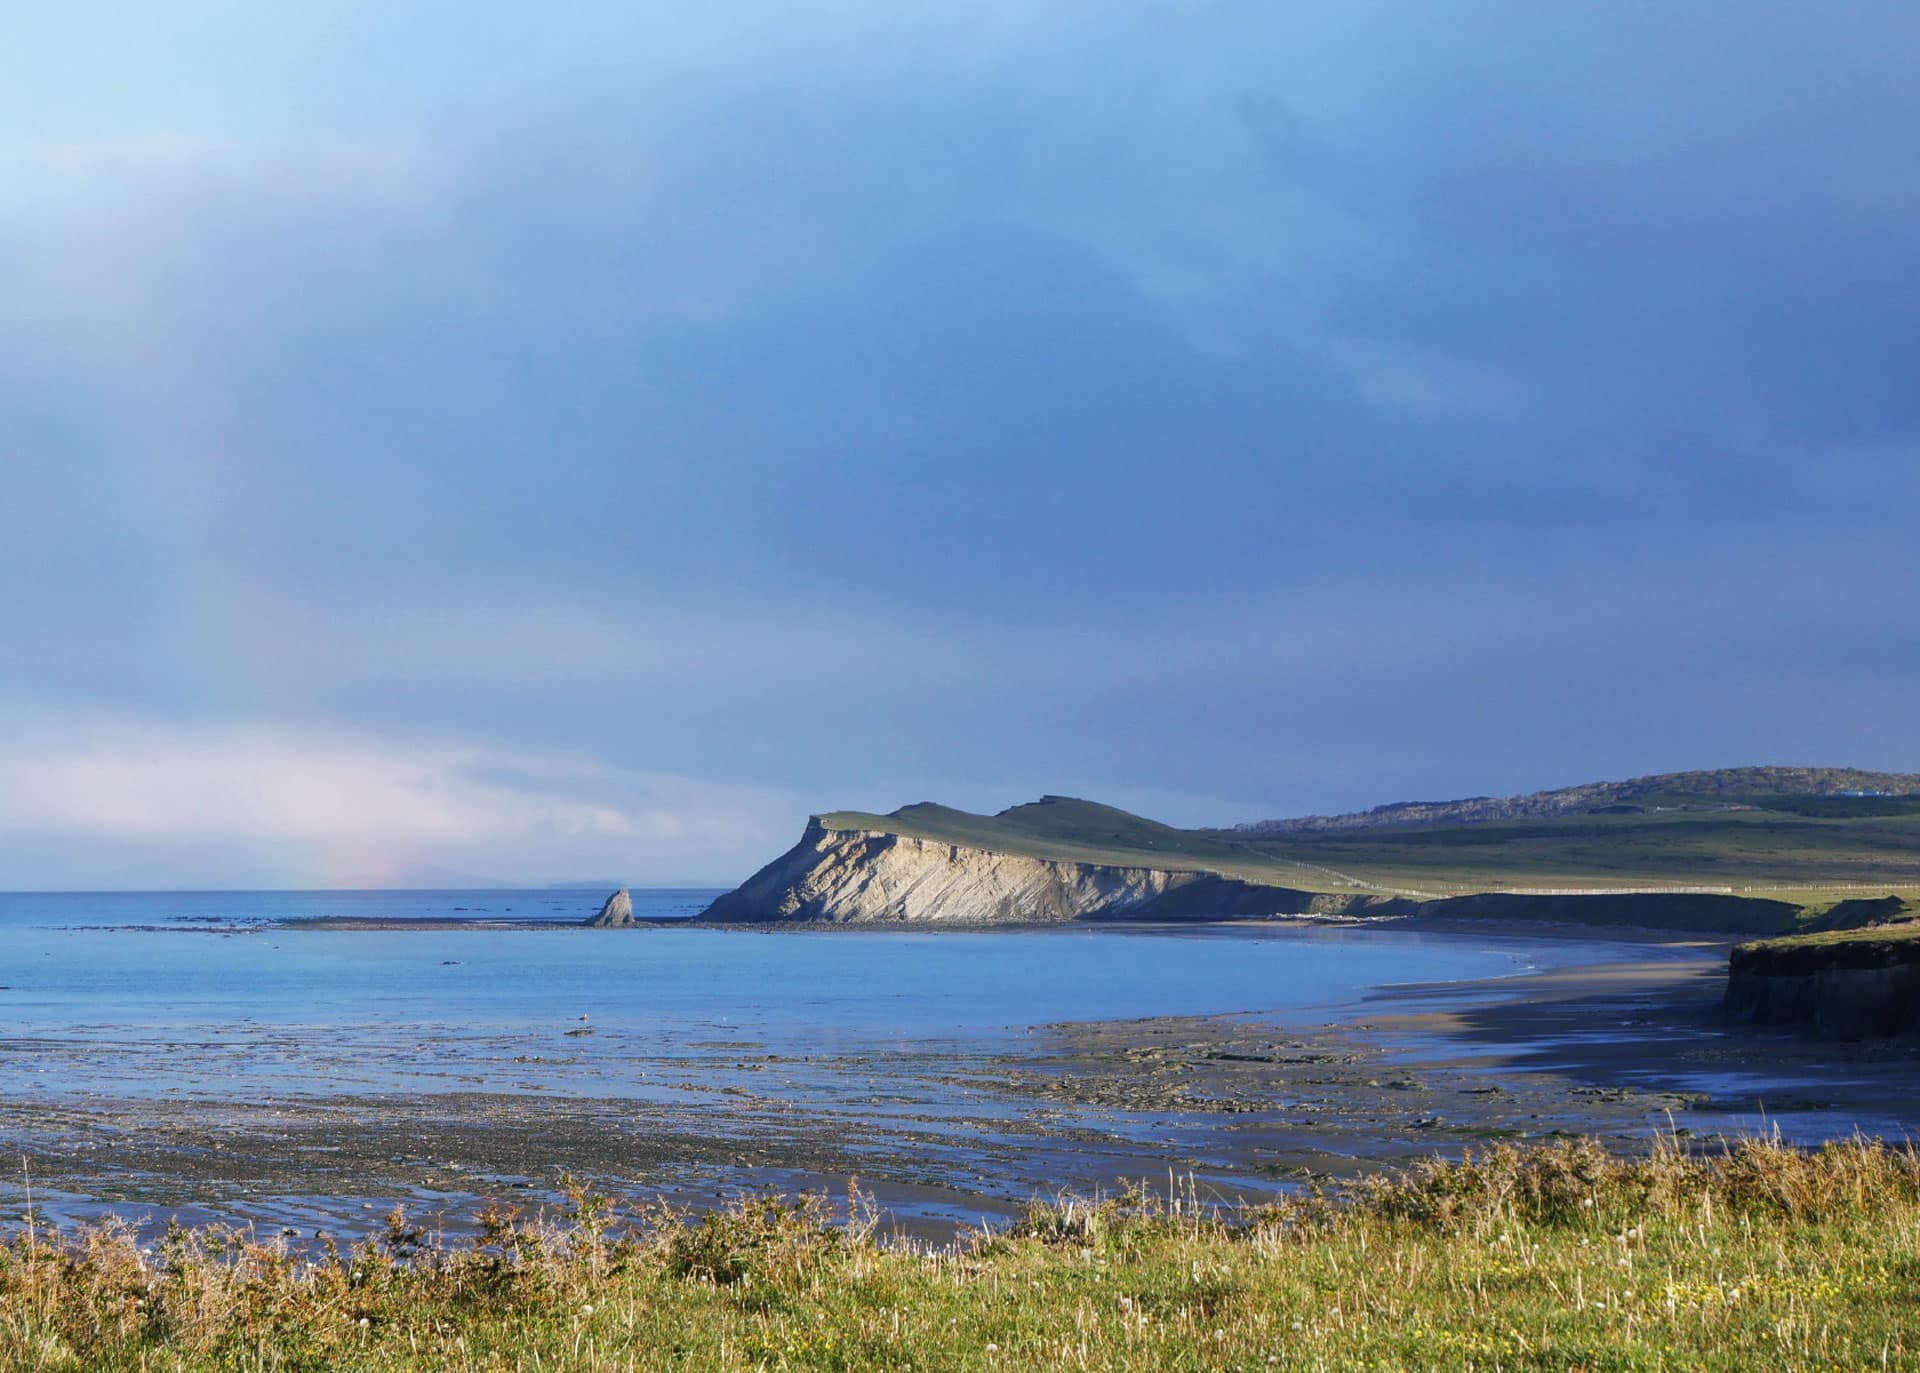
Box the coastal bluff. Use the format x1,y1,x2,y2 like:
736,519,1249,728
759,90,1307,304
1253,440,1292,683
698,814,1305,924
694,795,1819,929
1725,922,1920,1038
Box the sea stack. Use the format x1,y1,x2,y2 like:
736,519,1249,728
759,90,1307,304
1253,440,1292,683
586,888,635,927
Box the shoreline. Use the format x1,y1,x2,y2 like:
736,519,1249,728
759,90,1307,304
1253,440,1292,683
178,911,1763,942
6,923,1911,1244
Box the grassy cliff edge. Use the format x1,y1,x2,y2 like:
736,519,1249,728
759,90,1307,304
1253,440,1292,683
1727,911,1920,1036
699,796,1830,931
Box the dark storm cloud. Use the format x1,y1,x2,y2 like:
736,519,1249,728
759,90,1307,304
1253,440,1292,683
2,2,1916,883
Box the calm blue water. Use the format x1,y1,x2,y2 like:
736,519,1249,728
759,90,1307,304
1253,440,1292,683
0,887,711,928
0,889,1642,1100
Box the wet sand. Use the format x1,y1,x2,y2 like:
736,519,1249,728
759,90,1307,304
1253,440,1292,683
6,931,1917,1242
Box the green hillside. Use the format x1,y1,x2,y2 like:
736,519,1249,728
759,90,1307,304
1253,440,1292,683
818,796,1286,880
1239,766,1920,834
819,777,1920,922
1218,807,1920,896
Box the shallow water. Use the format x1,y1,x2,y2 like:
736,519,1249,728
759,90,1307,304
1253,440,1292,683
0,891,1784,1238
0,889,1638,1099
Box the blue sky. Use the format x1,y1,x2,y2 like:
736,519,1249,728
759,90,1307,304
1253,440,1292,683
3,3,1917,887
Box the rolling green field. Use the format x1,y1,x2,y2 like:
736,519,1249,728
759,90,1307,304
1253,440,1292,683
1225,808,1920,896
8,1136,1919,1370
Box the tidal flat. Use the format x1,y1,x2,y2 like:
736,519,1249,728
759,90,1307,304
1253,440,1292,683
4,894,1918,1246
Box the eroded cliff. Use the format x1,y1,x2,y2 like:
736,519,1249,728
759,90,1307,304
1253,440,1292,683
698,819,1310,924
699,815,1814,928
1725,927,1920,1038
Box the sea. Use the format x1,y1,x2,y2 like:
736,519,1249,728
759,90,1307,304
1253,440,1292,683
0,889,1718,1235
0,888,1624,1099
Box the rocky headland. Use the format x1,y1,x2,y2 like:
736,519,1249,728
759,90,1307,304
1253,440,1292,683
698,817,1303,924
695,800,1807,931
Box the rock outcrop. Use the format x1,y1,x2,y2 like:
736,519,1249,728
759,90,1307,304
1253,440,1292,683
698,819,1309,924
1725,929,1920,1038
586,888,635,927
696,817,1812,929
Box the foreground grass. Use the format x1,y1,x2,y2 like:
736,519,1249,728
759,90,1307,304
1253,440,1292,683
6,1137,1920,1370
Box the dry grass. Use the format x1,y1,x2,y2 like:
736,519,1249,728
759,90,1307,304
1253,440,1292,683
3,1137,1918,1369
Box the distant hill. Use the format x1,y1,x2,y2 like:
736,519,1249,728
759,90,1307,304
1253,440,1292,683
1236,767,1920,835
817,796,1273,878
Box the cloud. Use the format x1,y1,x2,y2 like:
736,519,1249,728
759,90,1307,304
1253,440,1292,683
1325,337,1527,419
1,3,1918,887
0,711,797,888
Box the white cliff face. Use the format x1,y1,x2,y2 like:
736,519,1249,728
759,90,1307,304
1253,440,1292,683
699,820,1303,924
695,819,1811,928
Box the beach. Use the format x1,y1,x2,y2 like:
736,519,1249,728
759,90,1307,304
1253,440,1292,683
6,912,1915,1243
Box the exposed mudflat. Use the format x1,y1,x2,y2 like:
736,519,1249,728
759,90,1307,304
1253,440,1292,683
7,939,1919,1243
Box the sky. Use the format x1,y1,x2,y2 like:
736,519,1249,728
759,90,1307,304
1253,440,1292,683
3,3,1918,888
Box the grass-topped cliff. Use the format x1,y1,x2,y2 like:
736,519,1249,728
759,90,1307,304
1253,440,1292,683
1722,896,1920,1036
816,796,1290,882
704,770,1920,929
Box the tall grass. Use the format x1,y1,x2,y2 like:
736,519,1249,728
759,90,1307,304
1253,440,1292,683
3,1136,1917,1369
